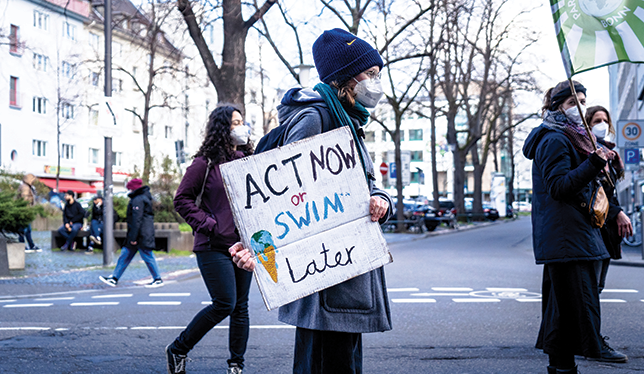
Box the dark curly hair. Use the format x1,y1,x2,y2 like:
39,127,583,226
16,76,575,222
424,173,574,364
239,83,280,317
194,104,254,163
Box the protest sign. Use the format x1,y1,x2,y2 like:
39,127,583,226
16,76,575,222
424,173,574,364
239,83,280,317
220,127,392,311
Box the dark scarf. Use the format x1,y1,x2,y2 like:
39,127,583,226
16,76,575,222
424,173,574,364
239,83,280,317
542,110,596,155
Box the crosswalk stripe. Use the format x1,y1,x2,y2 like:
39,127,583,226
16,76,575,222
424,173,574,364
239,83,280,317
3,304,52,308
70,302,119,306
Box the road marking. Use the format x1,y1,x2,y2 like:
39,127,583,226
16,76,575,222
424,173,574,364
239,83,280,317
35,297,75,301
92,294,133,299
202,301,212,305
3,303,53,308
387,288,420,292
486,288,527,292
0,299,16,303
516,299,541,303
411,293,470,297
600,299,626,303
391,298,437,303
138,301,181,306
55,328,69,331
0,325,297,331
602,289,638,293
250,325,297,329
432,287,473,292
149,293,190,297
131,326,157,330
453,298,501,303
0,327,50,331
70,302,119,306
158,326,186,330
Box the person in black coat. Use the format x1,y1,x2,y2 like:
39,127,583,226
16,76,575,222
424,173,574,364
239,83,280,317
99,179,163,288
523,81,610,374
57,190,85,251
584,105,631,363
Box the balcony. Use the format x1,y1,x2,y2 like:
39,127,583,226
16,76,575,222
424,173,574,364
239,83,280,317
9,41,25,57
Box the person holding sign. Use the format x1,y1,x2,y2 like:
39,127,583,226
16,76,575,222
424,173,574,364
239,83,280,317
230,28,393,374
166,105,254,374
523,81,610,374
584,105,630,363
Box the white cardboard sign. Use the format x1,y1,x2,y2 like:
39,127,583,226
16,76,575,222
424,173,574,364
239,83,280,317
220,127,392,311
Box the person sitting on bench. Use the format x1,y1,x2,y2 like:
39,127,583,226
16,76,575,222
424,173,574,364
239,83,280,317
57,190,85,251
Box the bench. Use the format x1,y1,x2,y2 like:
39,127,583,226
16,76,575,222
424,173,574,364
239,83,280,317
51,222,187,252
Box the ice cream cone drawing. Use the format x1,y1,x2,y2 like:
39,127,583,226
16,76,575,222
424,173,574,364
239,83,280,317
250,230,279,283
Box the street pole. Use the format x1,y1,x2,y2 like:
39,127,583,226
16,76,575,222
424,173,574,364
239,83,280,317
103,0,114,267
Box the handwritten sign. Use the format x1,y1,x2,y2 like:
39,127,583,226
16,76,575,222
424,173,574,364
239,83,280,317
220,127,392,310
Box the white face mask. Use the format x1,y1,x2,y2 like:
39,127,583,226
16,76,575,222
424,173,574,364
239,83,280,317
592,122,609,139
353,77,384,108
564,105,586,125
231,125,250,146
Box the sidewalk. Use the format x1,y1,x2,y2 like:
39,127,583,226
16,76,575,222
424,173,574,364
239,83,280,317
2,219,643,297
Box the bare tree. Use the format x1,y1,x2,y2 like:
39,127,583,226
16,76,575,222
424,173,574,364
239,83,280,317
177,0,277,112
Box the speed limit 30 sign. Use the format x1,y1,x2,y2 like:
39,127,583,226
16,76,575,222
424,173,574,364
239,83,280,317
617,120,644,148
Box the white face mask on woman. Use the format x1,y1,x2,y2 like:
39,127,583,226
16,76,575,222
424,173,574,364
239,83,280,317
231,126,250,146
353,77,384,108
592,122,609,139
564,105,586,125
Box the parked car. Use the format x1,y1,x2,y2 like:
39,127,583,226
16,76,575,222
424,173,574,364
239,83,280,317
410,205,441,231
464,198,499,221
512,201,532,212
428,199,457,225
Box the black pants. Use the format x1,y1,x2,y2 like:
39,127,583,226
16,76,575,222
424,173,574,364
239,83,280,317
293,327,362,374
172,250,253,368
536,261,602,358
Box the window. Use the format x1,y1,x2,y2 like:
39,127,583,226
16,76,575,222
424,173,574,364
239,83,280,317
149,124,154,136
91,72,99,86
62,22,75,40
33,10,49,30
32,140,47,157
61,144,74,160
32,53,49,71
89,108,98,126
112,78,122,93
400,130,405,141
382,131,388,142
411,171,421,184
33,97,47,114
89,33,99,49
165,126,172,139
132,66,138,77
113,41,122,57
62,61,75,78
61,102,74,119
112,151,122,166
410,150,423,162
10,76,19,108
409,129,423,141
89,148,99,164
364,131,375,142
9,25,20,54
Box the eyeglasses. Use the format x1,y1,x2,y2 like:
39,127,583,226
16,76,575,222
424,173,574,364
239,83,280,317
364,70,381,80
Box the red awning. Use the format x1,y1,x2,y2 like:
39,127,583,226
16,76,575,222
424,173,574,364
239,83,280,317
39,178,97,194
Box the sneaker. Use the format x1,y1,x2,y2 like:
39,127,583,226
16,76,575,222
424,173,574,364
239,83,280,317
99,275,117,287
89,235,98,245
227,363,243,374
145,279,164,288
588,336,628,363
60,244,69,251
85,247,94,255
95,236,102,245
32,247,42,253
165,344,188,374
25,248,35,253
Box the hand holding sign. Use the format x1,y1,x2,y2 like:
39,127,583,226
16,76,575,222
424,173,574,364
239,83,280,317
229,243,255,272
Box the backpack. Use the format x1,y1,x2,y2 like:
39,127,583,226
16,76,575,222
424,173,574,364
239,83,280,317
255,103,335,154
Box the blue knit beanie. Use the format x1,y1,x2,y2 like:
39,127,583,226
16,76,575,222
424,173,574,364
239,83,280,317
312,28,383,85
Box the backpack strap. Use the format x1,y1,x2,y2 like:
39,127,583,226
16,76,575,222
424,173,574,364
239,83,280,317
195,158,212,208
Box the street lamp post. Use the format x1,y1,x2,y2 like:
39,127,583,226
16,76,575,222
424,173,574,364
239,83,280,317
103,0,114,267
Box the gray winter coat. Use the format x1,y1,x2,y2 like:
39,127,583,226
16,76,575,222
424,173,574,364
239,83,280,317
277,88,393,333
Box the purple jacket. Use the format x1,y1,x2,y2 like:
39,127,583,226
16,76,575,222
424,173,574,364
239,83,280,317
174,155,242,252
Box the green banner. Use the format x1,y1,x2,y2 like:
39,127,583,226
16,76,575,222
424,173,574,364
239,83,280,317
550,0,644,76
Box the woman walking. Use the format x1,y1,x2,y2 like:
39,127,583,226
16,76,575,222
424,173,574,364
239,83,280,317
523,81,610,373
166,105,253,374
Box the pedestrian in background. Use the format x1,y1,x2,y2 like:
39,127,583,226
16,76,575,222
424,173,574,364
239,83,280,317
165,105,253,374
523,80,609,374
99,178,163,288
584,105,630,363
57,190,85,251
18,173,41,252
230,28,393,374
87,195,104,254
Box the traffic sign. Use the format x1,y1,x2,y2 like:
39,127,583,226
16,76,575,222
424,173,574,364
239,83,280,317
379,162,388,175
625,148,640,164
617,120,644,148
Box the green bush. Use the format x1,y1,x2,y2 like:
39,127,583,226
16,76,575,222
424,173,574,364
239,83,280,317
113,196,128,222
0,190,37,236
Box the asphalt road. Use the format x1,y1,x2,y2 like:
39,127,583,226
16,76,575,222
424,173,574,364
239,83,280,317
1,217,643,373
